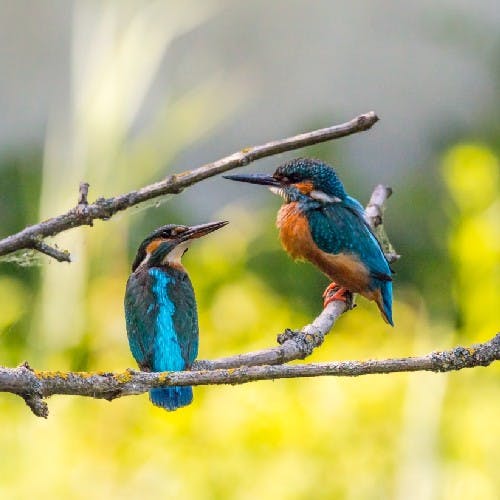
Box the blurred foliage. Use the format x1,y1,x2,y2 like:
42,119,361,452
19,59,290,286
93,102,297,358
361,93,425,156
442,144,500,339
0,141,498,499
0,4,499,499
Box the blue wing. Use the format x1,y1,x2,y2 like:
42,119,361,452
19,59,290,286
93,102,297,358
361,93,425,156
306,197,394,325
167,269,199,367
124,267,198,372
306,197,392,281
124,269,158,370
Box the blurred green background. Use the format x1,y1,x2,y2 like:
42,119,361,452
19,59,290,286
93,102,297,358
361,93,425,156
0,2,499,499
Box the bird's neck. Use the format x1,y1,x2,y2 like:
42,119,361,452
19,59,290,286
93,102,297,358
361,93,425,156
137,262,188,282
156,262,187,276
146,241,190,270
284,193,321,213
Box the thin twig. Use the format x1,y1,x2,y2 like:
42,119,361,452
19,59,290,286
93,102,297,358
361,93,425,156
0,112,379,261
30,240,71,263
365,184,400,263
1,335,497,414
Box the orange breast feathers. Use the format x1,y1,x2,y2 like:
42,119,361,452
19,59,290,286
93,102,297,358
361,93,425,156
276,203,371,293
276,203,315,260
146,239,163,255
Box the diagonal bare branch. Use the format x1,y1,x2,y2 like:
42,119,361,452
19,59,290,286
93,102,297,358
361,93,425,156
0,112,378,261
194,301,347,370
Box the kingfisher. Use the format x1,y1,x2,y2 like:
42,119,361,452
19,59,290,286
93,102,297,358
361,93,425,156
124,221,228,410
225,158,394,325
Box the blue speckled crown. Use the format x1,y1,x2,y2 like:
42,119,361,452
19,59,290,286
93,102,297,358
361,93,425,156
275,158,347,198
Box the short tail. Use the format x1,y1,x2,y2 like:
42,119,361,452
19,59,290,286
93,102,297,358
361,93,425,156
149,386,193,411
374,281,394,326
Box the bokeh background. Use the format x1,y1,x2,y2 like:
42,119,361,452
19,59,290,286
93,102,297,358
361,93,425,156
1,1,499,499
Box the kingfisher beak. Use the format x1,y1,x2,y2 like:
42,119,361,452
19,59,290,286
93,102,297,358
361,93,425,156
179,220,228,241
223,173,282,187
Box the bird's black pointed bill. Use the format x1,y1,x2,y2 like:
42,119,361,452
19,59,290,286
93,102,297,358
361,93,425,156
180,220,228,241
223,173,281,187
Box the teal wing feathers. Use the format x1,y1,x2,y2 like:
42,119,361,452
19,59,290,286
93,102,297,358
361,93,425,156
124,269,158,370
124,266,199,372
305,198,392,281
305,196,394,325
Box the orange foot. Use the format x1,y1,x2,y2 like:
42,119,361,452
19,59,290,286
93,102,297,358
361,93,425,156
322,282,353,309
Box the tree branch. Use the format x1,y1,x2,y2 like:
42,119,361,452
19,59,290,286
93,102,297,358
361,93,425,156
0,111,379,261
0,176,403,417
1,334,498,417
4,115,491,423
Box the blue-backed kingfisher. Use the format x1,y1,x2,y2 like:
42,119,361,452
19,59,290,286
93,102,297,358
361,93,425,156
124,221,228,410
225,158,394,325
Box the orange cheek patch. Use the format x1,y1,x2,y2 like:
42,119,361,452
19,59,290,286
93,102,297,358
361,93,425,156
294,180,314,194
146,239,164,255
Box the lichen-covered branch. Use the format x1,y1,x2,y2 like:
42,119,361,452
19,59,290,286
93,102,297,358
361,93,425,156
0,111,378,261
1,334,498,418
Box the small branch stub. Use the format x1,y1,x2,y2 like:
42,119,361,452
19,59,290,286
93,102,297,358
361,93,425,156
22,393,49,418
78,182,90,206
76,181,93,227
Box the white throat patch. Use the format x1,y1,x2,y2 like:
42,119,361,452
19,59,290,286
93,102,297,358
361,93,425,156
162,241,189,266
310,190,341,203
269,186,285,199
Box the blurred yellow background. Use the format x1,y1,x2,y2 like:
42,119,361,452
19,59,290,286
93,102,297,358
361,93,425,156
0,2,499,499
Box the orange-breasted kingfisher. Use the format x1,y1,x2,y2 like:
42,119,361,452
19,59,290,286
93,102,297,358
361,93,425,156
124,221,228,410
225,158,394,325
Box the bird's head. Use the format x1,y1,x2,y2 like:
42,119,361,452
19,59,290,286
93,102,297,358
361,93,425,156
131,221,228,271
224,158,347,204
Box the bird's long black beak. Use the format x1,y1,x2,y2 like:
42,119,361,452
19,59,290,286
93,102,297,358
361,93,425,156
179,220,228,241
223,173,282,187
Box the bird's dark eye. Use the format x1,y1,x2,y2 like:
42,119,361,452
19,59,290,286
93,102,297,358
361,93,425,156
284,174,301,184
275,174,290,184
